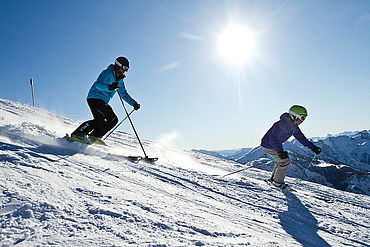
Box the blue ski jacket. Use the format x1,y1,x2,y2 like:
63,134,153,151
261,113,315,153
87,65,136,106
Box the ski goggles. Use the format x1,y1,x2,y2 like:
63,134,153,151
289,110,307,121
121,66,129,72
115,59,130,71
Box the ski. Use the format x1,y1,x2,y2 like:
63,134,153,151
292,189,336,203
65,134,91,144
304,194,336,203
110,155,158,163
125,156,143,161
264,179,335,203
65,134,107,146
143,156,159,163
64,134,158,163
221,158,279,178
107,153,157,162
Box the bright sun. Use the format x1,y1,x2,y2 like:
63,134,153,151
217,24,257,66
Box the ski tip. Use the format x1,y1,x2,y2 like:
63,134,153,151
144,157,158,162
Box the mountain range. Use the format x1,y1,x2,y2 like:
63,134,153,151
194,130,370,195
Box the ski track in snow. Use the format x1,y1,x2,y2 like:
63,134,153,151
0,98,369,246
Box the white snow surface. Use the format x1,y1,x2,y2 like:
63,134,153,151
0,98,369,246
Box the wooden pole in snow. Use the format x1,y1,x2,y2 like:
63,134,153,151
30,78,35,107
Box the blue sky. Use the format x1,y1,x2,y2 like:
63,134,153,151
1,0,369,150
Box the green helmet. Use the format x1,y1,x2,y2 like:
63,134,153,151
289,105,308,121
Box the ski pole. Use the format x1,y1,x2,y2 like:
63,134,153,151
116,90,148,158
222,157,279,178
102,109,134,141
297,154,317,183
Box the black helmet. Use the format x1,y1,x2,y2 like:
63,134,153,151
115,57,129,70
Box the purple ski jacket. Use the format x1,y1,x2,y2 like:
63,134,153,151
261,113,315,153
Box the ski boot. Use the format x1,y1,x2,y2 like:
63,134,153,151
68,134,91,144
88,136,107,146
265,178,292,190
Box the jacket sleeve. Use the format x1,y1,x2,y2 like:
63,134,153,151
93,69,112,92
117,81,136,106
293,128,315,150
270,122,284,153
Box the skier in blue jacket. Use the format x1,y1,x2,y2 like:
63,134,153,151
261,105,321,188
70,57,140,145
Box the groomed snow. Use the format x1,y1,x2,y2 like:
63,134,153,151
0,98,369,246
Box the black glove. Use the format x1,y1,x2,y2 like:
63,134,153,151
108,81,119,91
133,102,140,110
278,151,289,159
312,146,321,155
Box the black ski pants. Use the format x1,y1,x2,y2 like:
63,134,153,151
72,98,118,138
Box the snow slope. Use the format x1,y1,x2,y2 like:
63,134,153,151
0,98,369,246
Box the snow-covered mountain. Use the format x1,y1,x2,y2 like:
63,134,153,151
0,98,369,246
193,148,252,161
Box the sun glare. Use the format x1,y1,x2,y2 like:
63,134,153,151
217,24,257,66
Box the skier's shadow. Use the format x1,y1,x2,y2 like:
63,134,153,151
279,191,330,247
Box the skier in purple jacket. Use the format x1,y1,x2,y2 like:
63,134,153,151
261,105,321,188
